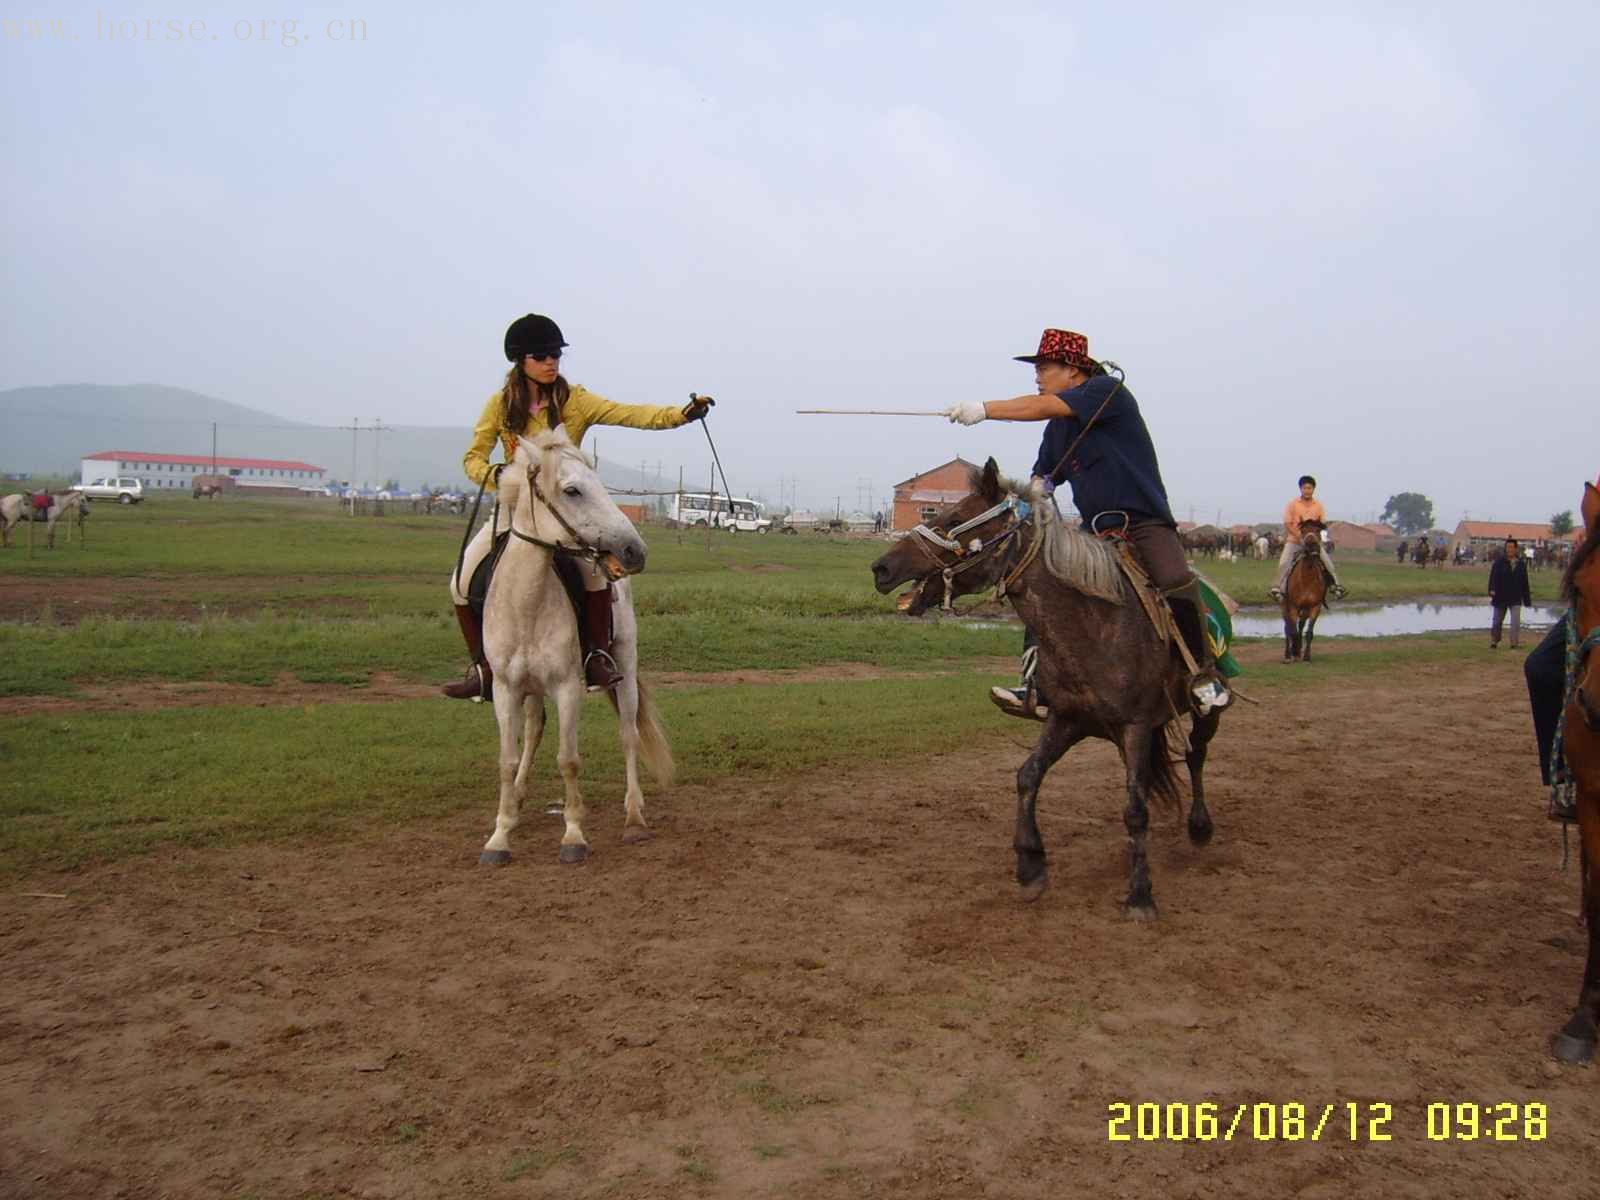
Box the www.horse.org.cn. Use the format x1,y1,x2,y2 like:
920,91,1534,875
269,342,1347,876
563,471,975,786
1,15,368,46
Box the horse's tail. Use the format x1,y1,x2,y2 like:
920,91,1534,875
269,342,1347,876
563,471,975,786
1147,721,1184,812
609,677,676,787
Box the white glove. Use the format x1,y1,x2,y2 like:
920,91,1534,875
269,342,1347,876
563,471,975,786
944,400,988,426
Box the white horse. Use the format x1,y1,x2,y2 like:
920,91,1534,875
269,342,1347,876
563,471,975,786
0,494,22,547
1,491,84,548
478,428,674,866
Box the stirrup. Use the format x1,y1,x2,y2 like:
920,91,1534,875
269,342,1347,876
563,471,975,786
989,685,1047,721
584,649,623,692
1191,678,1230,716
442,662,491,703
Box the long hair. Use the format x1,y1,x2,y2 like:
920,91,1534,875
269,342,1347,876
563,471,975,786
502,363,571,435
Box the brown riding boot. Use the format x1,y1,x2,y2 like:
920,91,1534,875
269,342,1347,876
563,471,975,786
581,587,623,692
440,603,493,701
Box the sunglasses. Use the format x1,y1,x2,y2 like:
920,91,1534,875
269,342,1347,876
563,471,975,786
523,350,562,363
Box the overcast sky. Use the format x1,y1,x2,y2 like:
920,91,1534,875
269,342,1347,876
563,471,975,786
3,2,1594,524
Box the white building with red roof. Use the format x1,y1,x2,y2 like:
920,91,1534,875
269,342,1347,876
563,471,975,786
80,450,327,493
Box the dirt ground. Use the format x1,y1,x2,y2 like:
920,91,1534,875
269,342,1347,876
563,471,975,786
3,661,1598,1198
0,576,402,625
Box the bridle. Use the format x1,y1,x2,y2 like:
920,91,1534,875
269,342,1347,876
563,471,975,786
508,458,611,566
903,498,1023,612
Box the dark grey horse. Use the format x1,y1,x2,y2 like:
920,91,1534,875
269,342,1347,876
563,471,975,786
870,458,1222,919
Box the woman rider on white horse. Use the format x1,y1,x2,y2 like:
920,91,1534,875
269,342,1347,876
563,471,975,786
442,313,713,701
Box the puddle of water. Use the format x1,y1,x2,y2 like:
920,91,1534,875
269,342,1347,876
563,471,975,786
1231,599,1564,639
950,598,1566,640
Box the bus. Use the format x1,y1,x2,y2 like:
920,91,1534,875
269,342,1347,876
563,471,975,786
667,492,772,532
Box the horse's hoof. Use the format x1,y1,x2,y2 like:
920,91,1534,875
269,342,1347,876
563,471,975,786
478,849,512,867
1018,874,1049,903
1552,1033,1595,1065
621,826,655,845
1187,820,1214,847
558,844,589,865
1122,901,1159,922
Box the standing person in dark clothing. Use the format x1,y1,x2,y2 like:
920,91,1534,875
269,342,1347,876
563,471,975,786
1488,537,1533,648
944,327,1228,716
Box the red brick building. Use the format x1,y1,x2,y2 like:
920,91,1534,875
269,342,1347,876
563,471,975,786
891,458,981,532
1326,520,1379,551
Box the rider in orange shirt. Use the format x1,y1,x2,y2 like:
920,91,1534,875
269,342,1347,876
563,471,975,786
1269,475,1347,601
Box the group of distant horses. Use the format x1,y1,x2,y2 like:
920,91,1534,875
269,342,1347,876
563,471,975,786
0,490,86,549
1399,538,1450,567
1181,525,1281,560
1400,537,1573,570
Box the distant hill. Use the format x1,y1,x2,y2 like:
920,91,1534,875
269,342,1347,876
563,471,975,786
0,383,672,496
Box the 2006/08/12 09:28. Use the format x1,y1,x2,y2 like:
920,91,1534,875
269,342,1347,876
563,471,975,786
1108,1101,1548,1142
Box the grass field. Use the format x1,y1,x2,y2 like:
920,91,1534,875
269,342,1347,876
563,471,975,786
0,494,1561,879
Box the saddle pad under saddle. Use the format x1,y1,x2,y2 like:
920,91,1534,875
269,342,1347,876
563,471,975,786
1110,544,1241,680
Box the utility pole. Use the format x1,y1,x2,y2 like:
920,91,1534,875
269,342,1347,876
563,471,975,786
210,422,217,480
371,418,390,491
338,418,361,515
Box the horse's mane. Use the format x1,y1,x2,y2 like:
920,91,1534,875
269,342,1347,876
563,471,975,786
1562,521,1599,601
995,472,1124,603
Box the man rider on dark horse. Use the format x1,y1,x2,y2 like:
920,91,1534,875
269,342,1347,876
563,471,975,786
943,327,1230,718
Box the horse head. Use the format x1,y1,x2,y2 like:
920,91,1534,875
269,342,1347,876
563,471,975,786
1299,518,1327,553
870,457,1018,615
507,428,647,578
1567,482,1600,733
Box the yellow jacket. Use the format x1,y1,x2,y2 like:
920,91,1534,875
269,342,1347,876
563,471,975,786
463,385,688,490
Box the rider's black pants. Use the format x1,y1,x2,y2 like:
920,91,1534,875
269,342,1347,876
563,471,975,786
1526,616,1567,785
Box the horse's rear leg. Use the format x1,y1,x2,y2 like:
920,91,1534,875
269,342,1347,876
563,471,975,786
1118,724,1159,920
1186,710,1221,845
614,673,653,844
512,698,547,805
1013,714,1083,902
1303,614,1317,662
480,689,531,866
552,679,589,864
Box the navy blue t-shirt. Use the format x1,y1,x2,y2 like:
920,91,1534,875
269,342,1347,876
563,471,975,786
1031,375,1176,528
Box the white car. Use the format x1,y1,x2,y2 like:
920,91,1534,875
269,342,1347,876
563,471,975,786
71,477,144,504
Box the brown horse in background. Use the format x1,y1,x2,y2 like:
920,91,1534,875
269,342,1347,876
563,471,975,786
1552,482,1600,1064
1282,518,1328,662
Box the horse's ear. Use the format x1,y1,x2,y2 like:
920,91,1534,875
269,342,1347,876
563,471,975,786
1581,482,1600,535
980,458,1002,503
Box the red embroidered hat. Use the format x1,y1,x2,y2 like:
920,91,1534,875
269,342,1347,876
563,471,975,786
1014,328,1096,370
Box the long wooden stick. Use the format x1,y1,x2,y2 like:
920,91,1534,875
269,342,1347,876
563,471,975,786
795,409,946,416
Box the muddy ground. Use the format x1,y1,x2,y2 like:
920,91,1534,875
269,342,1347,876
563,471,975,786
2,660,1597,1198
0,576,406,625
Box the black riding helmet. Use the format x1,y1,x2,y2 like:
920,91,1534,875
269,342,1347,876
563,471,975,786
504,314,568,362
